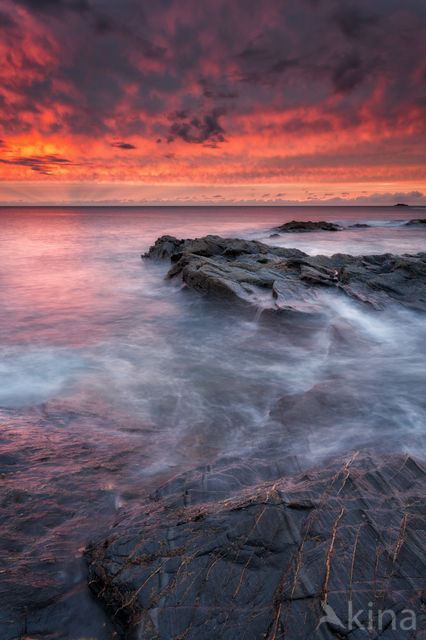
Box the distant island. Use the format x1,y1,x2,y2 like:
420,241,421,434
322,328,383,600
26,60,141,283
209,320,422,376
394,203,409,207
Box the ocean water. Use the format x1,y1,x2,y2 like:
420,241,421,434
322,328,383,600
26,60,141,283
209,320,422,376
0,205,425,638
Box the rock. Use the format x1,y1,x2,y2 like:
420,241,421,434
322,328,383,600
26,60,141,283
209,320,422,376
86,453,425,640
394,203,409,207
348,223,370,228
269,233,280,238
405,218,426,226
143,235,274,262
143,235,426,312
142,235,185,260
300,264,337,286
337,253,426,311
273,220,342,233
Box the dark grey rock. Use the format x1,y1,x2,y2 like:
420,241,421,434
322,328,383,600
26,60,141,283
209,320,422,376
86,454,425,640
142,235,185,260
273,220,342,233
405,218,426,226
143,235,426,312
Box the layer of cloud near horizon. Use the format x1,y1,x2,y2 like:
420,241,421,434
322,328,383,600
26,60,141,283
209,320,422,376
0,0,425,202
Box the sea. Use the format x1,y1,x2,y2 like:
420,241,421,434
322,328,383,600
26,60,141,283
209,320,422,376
0,205,425,638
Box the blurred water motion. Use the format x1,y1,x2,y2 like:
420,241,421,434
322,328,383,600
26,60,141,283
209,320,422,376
0,205,424,638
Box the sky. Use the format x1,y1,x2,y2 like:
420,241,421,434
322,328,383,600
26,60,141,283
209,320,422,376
0,0,425,205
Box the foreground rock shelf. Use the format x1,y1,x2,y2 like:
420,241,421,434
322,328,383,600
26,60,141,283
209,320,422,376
86,453,425,639
143,234,426,312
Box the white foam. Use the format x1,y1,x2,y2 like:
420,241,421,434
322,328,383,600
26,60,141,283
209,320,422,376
0,346,89,407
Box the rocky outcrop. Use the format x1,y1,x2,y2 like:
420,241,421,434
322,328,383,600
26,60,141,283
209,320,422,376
82,234,426,639
273,220,342,233
86,453,425,639
143,235,426,312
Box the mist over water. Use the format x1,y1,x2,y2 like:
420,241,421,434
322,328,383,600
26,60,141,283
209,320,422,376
0,206,425,638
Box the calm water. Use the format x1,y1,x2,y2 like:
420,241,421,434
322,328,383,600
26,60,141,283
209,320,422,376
0,206,425,639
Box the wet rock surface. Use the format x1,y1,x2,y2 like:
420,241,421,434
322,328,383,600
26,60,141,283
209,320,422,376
143,234,426,312
86,453,425,639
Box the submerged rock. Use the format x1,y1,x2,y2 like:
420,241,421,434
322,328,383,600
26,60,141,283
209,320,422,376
86,453,425,639
348,222,370,228
405,218,426,226
273,220,342,233
143,235,426,312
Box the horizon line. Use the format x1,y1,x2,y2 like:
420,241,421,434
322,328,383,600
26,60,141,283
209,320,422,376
0,203,420,208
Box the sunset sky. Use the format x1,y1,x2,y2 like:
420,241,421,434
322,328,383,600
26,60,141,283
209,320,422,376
0,0,425,205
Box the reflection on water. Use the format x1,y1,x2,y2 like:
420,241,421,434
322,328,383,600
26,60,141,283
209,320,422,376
0,206,425,638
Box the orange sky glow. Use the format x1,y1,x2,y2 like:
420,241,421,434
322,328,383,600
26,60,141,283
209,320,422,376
0,0,425,205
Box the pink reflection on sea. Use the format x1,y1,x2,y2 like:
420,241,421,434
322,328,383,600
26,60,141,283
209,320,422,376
0,206,425,637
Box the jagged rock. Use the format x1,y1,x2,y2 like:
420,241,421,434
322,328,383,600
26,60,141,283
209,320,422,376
300,264,337,286
142,235,280,262
273,220,342,233
143,235,426,312
86,453,425,640
142,235,185,260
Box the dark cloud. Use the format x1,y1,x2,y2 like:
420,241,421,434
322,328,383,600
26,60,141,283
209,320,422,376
14,0,90,14
282,117,334,134
174,110,189,120
199,78,238,99
0,10,17,28
333,5,379,40
0,155,73,174
0,0,425,153
237,40,300,86
332,52,366,93
168,109,226,145
111,142,137,150
93,14,115,35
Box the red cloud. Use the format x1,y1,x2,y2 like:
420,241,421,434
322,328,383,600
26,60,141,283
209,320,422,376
0,0,424,193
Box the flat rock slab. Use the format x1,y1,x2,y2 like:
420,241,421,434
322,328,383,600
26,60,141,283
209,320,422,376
86,453,425,639
143,235,426,312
